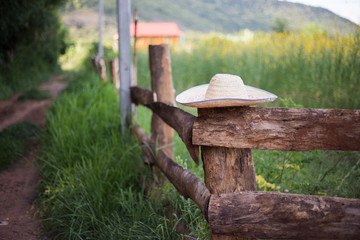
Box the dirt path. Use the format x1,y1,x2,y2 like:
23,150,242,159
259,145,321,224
0,75,68,240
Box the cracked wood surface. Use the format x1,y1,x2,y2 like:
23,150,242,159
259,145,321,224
208,191,360,239
193,107,360,151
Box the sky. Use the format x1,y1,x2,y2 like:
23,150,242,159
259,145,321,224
285,0,360,25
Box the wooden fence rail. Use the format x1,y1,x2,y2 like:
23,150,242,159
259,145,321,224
129,44,360,239
208,192,360,239
194,107,360,151
131,84,360,239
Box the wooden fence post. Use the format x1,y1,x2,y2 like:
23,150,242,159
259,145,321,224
149,44,176,159
109,58,120,89
98,58,107,83
91,55,107,83
198,107,257,240
149,44,176,183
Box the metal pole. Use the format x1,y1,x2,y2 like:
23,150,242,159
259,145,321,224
132,8,138,121
117,0,132,131
133,8,138,86
98,0,104,58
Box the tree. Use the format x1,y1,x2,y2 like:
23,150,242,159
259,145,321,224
271,18,289,33
0,0,68,97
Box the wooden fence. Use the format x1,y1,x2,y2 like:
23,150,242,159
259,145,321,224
114,44,360,239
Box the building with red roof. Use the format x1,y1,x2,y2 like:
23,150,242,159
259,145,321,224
114,22,184,48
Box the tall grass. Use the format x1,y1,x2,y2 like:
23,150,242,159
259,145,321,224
0,121,39,170
138,27,360,109
38,71,207,239
39,27,359,239
136,28,360,198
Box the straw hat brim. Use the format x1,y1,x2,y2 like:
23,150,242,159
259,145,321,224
176,84,277,108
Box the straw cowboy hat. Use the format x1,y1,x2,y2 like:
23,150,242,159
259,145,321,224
176,73,277,108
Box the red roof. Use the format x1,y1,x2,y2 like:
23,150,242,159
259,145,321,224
130,22,183,37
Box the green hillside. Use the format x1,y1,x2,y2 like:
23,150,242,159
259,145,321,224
62,0,356,33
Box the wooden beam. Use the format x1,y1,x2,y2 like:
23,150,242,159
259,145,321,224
130,86,199,164
193,107,360,151
130,86,154,105
132,123,210,216
208,191,360,239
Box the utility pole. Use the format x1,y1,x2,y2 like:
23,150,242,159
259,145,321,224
117,0,132,131
98,0,104,58
133,8,138,87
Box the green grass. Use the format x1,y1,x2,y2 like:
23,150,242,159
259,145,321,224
0,60,62,100
137,29,360,109
38,28,359,239
135,29,360,198
38,71,207,239
0,121,40,170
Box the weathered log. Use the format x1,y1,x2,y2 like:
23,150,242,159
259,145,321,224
193,107,360,151
198,108,257,240
130,86,155,105
149,44,176,160
130,86,199,164
203,147,256,240
201,147,256,194
132,123,210,216
208,191,360,239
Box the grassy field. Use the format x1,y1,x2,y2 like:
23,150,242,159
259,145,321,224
137,28,360,109
37,27,360,239
37,70,208,239
136,28,360,198
136,28,360,199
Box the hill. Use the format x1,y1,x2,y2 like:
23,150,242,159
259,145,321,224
61,0,356,34
129,0,355,32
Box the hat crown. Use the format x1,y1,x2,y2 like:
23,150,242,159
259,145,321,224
205,74,248,100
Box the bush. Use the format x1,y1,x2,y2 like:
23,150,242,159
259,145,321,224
0,0,68,100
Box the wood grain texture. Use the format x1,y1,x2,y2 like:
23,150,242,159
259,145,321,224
208,191,360,239
201,147,256,194
194,107,360,151
203,147,256,240
149,44,176,106
199,109,257,240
